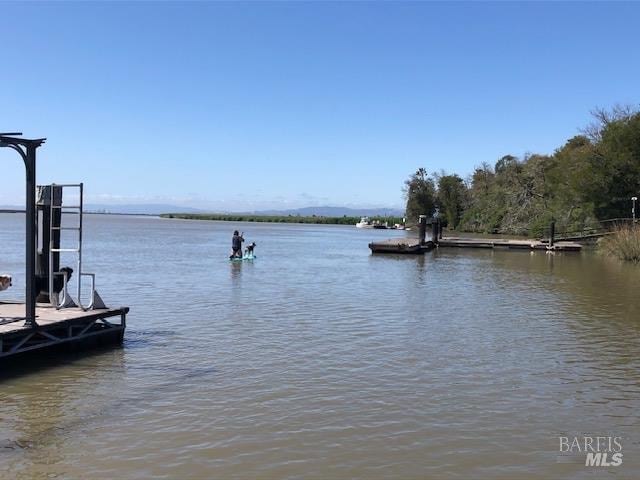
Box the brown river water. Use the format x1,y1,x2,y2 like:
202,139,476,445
1,214,639,479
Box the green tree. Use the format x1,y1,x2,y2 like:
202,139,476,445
459,163,504,233
583,108,640,219
436,173,468,229
404,168,437,223
547,135,597,231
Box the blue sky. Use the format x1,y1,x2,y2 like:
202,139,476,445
1,1,638,211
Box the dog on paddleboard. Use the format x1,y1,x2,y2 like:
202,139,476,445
244,242,257,257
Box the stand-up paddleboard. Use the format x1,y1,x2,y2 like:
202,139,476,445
229,255,257,261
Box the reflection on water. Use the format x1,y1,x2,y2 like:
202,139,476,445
1,214,639,479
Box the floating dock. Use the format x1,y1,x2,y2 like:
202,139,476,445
369,217,582,254
438,236,582,251
369,236,582,254
0,302,128,360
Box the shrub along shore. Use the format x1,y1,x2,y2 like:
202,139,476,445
160,213,404,226
598,225,640,263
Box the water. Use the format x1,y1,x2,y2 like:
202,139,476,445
1,214,639,479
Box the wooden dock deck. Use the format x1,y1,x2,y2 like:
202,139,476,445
369,236,582,254
0,302,128,359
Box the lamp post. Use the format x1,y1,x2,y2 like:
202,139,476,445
0,133,46,327
633,196,638,224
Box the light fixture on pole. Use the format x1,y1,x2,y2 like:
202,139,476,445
632,196,638,224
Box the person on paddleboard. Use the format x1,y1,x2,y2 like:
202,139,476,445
230,230,244,259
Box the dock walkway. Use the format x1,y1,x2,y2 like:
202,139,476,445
369,236,582,254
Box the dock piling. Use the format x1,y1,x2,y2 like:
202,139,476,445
418,215,427,246
431,218,440,244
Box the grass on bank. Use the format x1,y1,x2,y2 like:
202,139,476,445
160,213,404,226
598,225,640,263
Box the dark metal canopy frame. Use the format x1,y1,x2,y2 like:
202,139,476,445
0,132,46,327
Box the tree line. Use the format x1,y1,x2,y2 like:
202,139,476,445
404,105,640,236
161,213,404,225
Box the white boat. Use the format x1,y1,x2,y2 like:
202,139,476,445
356,216,374,228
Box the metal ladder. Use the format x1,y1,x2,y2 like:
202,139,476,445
48,183,105,310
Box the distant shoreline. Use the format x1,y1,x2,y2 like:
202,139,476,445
160,213,404,226
1,209,405,225
0,209,157,217
85,211,158,217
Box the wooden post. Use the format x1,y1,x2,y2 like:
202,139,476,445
418,215,427,246
549,221,555,247
431,219,439,244
439,220,443,240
